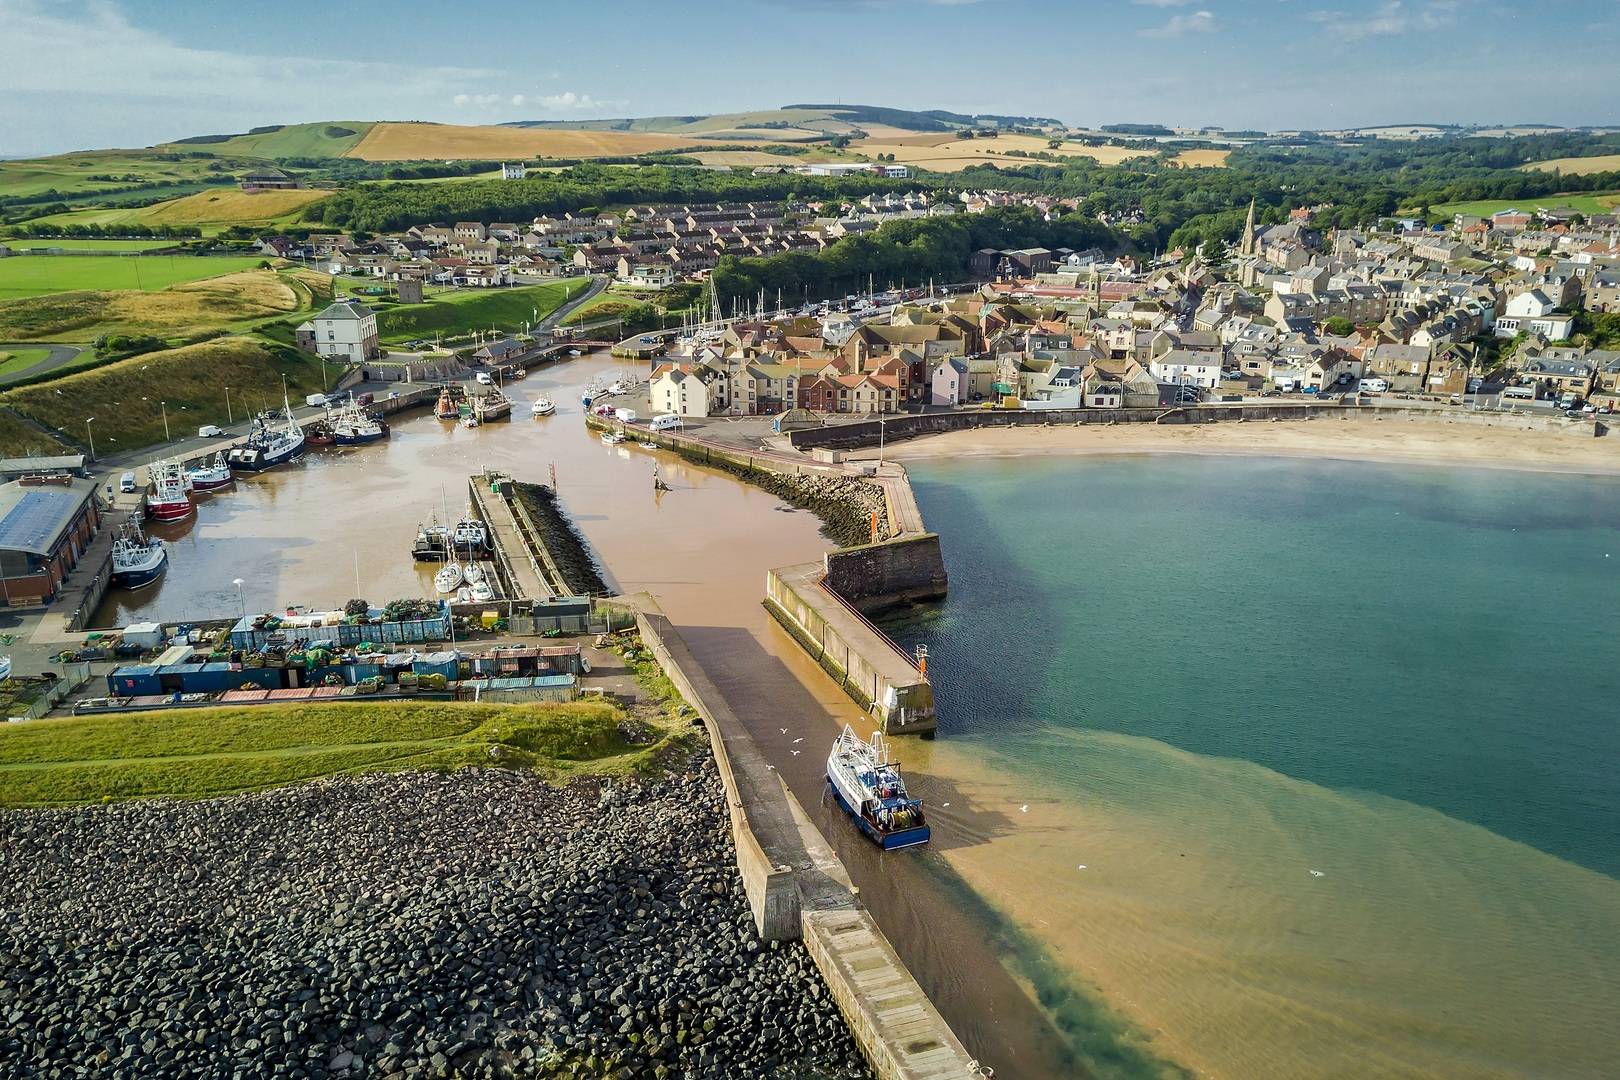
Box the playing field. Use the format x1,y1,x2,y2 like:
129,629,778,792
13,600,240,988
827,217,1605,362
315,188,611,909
1427,193,1620,218
1,238,180,252
374,278,588,343
345,122,722,162
0,255,267,300
1521,154,1620,176
0,268,303,341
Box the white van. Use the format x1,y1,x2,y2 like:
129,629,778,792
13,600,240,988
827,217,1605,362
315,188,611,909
650,413,683,432
613,408,638,424
305,393,328,408
1360,378,1388,394
475,372,494,386
197,424,223,438
119,472,137,493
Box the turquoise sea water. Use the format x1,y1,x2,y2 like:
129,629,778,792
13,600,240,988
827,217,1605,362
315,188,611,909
884,454,1620,1077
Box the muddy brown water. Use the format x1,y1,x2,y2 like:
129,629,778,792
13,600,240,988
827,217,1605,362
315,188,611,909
94,350,1077,1078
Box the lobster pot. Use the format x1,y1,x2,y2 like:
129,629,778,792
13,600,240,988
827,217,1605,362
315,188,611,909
228,603,450,650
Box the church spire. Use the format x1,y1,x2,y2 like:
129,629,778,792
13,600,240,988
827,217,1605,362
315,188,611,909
1241,198,1257,257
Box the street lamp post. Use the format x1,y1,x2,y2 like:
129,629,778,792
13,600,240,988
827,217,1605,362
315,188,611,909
233,578,246,621
224,386,233,424
159,401,170,443
85,417,96,461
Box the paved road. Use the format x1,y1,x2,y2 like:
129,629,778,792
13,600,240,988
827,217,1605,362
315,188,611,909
0,342,86,385
540,275,609,330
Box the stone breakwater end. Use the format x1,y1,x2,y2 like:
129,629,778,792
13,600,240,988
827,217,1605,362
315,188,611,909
0,765,870,1080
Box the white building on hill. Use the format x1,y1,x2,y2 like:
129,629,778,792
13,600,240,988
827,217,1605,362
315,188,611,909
297,300,379,363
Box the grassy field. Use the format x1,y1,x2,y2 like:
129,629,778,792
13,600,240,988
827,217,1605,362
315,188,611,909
346,122,724,162
0,348,52,377
1522,155,1620,176
0,254,266,300
0,238,182,252
374,278,587,343
1174,148,1231,168
160,121,374,159
1426,193,1620,217
0,149,242,200
0,268,302,341
0,699,690,806
22,188,328,236
0,337,343,452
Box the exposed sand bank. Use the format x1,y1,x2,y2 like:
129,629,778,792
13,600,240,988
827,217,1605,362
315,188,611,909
875,414,1620,477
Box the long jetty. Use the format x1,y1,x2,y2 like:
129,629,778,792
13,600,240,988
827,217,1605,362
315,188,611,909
628,598,980,1080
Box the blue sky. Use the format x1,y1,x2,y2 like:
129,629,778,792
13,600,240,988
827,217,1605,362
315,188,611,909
1,0,1616,156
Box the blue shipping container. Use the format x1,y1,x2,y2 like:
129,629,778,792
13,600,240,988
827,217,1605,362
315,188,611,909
230,667,284,691
107,665,162,696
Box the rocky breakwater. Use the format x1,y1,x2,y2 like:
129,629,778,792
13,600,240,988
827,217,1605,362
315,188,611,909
740,471,891,549
0,762,869,1080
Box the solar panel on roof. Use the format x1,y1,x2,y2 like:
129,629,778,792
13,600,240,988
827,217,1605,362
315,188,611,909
0,489,82,555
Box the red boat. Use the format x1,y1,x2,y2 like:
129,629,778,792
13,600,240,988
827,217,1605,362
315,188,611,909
304,419,337,446
146,460,194,522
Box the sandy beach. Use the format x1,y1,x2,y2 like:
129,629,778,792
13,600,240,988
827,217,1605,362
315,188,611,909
876,413,1620,476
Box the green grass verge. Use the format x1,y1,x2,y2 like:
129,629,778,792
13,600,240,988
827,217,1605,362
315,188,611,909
0,254,266,300
0,698,695,807
375,278,588,343
0,348,52,378
0,409,68,457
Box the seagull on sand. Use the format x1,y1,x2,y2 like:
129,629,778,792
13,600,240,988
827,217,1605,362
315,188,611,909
779,728,788,735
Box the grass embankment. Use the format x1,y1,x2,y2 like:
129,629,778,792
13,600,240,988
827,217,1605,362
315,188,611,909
0,699,695,807
0,411,67,456
0,338,342,452
0,268,298,341
0,254,267,300
1425,193,1620,218
0,149,235,200
374,278,586,343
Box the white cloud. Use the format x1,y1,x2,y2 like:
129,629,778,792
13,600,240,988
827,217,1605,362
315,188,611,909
1140,9,1218,36
1308,0,1463,39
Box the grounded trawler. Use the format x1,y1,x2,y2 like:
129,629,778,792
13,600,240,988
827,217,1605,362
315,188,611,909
228,392,306,473
110,523,167,589
184,452,234,492
826,725,930,850
473,387,512,422
145,460,194,522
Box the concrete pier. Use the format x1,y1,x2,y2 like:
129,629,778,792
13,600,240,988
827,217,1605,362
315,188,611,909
629,598,977,1079
765,562,936,735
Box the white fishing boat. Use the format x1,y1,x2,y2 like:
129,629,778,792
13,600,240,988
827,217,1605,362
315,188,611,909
567,348,582,357
470,580,495,603
228,391,306,473
531,397,555,416
463,563,484,585
184,452,234,492
111,524,167,589
434,561,464,594
826,725,930,850
600,431,626,446
452,511,488,553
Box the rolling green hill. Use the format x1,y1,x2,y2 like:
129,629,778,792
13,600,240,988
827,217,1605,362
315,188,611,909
502,103,1063,140
162,121,375,158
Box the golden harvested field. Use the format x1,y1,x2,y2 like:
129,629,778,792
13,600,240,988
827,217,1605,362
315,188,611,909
853,132,1164,172
134,187,329,226
1522,154,1620,176
690,150,848,167
1173,148,1231,168
346,123,722,161
0,270,301,342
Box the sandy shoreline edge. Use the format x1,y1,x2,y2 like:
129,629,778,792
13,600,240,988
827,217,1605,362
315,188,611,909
869,415,1620,478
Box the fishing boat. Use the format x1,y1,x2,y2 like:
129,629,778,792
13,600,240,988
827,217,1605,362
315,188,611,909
470,580,495,603
567,348,582,357
531,397,555,416
826,725,930,850
145,460,194,522
475,388,512,421
435,387,462,421
463,563,484,585
434,561,464,594
412,515,451,561
600,431,626,446
184,452,234,492
606,380,628,397
581,378,604,407
110,524,166,589
330,396,388,445
227,394,306,473
452,510,488,553
304,418,337,446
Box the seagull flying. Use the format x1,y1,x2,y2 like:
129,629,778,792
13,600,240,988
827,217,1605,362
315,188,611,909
779,728,788,735
790,750,801,756
792,737,802,744
1019,804,1029,813
1309,869,1325,878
